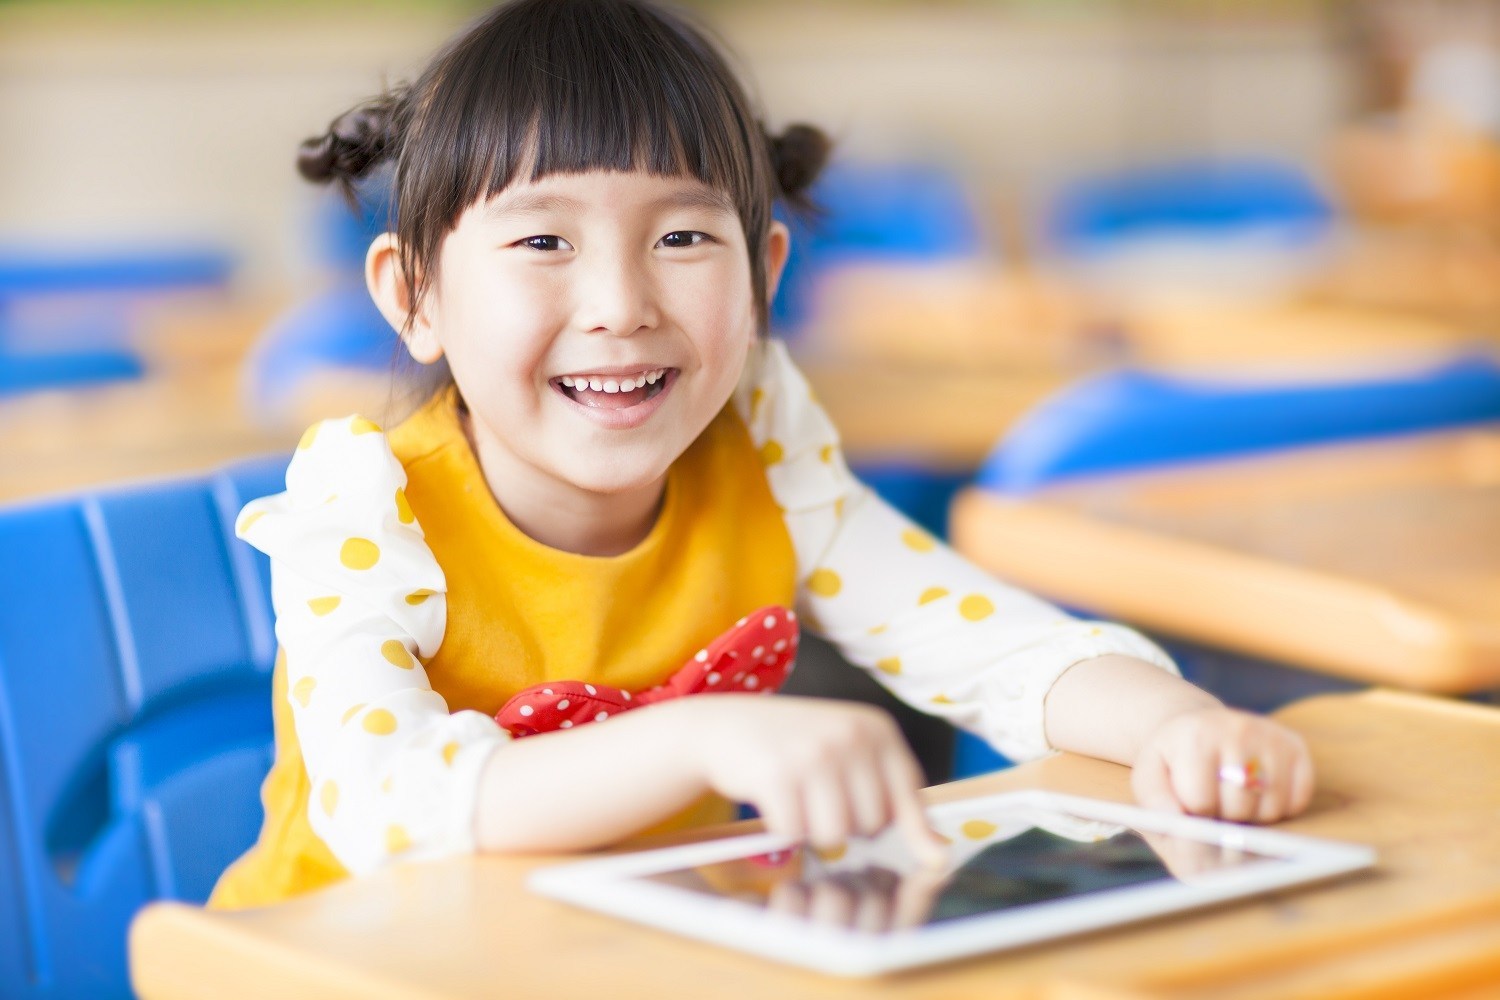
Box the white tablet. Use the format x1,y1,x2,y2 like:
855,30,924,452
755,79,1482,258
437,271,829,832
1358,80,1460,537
528,790,1375,977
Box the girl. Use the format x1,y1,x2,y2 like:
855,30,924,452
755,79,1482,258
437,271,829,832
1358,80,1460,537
210,0,1313,910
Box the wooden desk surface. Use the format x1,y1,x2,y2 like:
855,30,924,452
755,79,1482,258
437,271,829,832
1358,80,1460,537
952,425,1500,693
130,690,1500,1000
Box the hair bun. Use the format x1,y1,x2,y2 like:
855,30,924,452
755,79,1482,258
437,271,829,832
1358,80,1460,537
768,122,832,210
297,90,404,185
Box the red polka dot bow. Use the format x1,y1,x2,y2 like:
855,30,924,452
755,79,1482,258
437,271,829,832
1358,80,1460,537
494,606,800,738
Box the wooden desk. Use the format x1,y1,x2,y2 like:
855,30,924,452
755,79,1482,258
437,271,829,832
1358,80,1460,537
130,691,1500,999
952,425,1500,694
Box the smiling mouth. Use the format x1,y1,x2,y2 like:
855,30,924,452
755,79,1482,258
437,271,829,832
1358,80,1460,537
551,368,675,409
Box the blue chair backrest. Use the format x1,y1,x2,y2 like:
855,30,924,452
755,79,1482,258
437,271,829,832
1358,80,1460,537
0,455,286,999
1046,158,1332,258
772,159,982,333
979,352,1500,494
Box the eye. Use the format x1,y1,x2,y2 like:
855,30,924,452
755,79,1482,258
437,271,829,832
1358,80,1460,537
657,231,710,249
520,235,573,252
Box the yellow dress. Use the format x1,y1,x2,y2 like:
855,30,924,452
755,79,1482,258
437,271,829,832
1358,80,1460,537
209,390,797,909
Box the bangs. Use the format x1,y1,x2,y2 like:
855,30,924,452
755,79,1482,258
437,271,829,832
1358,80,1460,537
407,0,761,230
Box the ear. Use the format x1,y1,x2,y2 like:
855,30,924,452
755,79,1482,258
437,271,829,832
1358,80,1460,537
366,232,443,365
763,220,792,306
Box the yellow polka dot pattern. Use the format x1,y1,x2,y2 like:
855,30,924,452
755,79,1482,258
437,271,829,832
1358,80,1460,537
340,538,380,570
819,444,834,464
918,586,949,606
442,742,459,766
931,694,953,705
959,595,995,621
237,511,266,534
750,387,765,421
385,825,411,854
307,596,341,616
380,775,393,793
350,416,382,435
901,529,936,553
759,440,783,466
297,424,319,451
362,709,398,735
806,568,842,597
320,781,339,818
405,589,434,606
381,639,415,670
395,488,414,525
292,676,316,707
341,703,366,725
867,624,887,635
961,819,998,840
875,657,902,676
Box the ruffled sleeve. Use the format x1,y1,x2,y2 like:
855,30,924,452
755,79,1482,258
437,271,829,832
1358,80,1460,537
236,415,510,874
732,340,1179,762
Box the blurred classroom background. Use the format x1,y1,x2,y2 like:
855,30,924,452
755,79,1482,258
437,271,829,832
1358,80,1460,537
3,1,1500,996
3,0,1499,496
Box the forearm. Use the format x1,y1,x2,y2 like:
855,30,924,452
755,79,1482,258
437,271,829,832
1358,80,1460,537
473,698,709,853
1042,654,1220,765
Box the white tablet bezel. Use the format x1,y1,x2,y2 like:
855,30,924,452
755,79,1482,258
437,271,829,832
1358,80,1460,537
527,790,1375,977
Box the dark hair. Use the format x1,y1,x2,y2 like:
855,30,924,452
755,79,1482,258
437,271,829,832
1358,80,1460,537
298,0,830,339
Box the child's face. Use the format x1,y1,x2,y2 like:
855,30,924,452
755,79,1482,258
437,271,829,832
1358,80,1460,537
373,169,787,499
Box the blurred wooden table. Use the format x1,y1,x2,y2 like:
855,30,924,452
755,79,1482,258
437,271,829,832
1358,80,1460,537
0,301,296,504
131,690,1500,1000
952,425,1500,694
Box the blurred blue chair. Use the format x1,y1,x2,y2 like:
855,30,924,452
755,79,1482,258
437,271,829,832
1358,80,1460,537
1047,159,1332,258
0,454,286,999
980,351,1500,494
950,351,1500,777
0,244,235,399
0,344,145,399
243,184,397,418
243,280,395,416
772,159,983,334
0,247,233,303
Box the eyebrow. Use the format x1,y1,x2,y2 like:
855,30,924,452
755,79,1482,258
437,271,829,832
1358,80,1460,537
483,185,735,223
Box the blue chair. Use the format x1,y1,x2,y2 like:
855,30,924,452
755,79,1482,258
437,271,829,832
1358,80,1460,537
0,247,234,302
980,351,1500,494
0,455,286,999
1046,159,1332,259
0,345,145,399
772,159,983,334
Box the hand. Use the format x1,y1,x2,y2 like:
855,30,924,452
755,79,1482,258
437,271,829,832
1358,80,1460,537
667,695,948,866
1131,706,1314,824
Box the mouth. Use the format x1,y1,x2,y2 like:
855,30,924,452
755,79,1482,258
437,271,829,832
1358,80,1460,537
550,367,676,411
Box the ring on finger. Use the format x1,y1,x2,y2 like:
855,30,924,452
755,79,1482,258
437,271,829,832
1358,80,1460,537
1217,756,1267,793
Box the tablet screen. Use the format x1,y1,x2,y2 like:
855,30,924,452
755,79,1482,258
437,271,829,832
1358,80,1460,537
643,819,1277,934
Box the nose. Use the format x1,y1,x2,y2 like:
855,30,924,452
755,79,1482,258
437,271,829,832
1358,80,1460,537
574,248,660,337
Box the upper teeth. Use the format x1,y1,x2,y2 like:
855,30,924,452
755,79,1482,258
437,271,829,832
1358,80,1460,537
560,369,666,392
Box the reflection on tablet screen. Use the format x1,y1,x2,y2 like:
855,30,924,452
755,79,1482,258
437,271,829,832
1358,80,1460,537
644,819,1277,934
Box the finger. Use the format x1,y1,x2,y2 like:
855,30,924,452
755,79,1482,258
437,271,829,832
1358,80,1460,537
1170,746,1221,819
1217,754,1262,823
892,865,946,929
757,788,806,845
1288,743,1316,817
1131,747,1184,814
802,771,853,850
843,756,893,839
880,746,947,868
1253,753,1289,824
